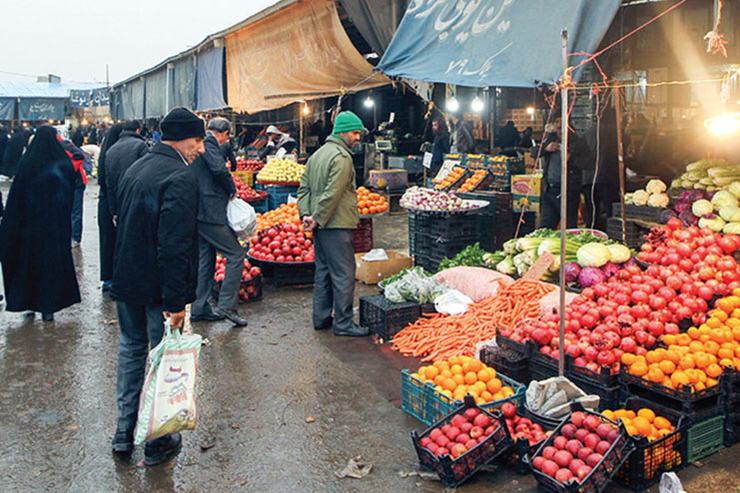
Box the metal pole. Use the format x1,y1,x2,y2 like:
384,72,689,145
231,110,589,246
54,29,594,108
559,29,569,378
615,87,627,243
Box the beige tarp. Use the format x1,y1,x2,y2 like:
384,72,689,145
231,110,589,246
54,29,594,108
225,0,388,113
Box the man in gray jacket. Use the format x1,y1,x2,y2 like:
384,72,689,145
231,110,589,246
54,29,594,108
191,117,247,326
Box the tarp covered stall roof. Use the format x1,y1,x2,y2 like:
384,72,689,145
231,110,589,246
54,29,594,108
0,81,103,99
170,56,196,110
376,0,621,88
225,0,388,114
340,0,409,56
18,98,65,121
145,69,167,118
119,79,146,120
196,47,227,111
0,97,16,120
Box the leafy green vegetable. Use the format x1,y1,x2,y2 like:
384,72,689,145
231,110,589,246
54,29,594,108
437,243,488,272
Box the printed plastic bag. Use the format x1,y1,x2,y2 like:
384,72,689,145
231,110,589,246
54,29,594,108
134,320,202,445
227,198,257,238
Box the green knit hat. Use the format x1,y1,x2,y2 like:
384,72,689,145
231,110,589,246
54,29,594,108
332,111,365,134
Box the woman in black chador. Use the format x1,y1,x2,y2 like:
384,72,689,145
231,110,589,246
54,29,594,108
96,122,123,293
0,125,81,321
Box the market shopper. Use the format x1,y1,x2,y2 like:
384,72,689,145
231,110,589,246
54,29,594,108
97,123,124,293
298,111,369,337
0,125,81,322
58,136,88,247
221,137,238,172
105,120,149,217
0,125,8,175
1,127,27,178
430,118,450,176
582,109,620,231
259,125,297,160
110,107,204,464
191,117,248,326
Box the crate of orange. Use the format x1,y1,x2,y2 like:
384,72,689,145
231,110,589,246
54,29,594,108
434,166,471,192
457,169,495,193
620,294,740,422
356,186,389,216
608,398,686,491
411,356,526,426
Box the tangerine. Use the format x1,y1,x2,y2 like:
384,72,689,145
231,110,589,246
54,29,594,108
637,408,656,422
706,363,723,378
442,378,457,392
658,360,676,375
631,362,649,377
654,416,672,431
464,371,478,385
647,367,665,383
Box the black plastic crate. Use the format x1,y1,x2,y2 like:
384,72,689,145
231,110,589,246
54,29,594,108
567,364,621,411
411,395,513,488
359,294,421,341
620,367,724,424
724,420,740,447
427,215,479,237
615,398,687,491
480,345,530,386
606,217,646,250
529,342,561,383
413,253,444,274
352,218,374,253
513,211,538,237
496,331,529,356
611,203,667,224
270,262,315,286
529,406,636,493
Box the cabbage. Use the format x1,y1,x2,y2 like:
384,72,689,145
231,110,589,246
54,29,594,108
565,262,581,283
729,181,740,198
602,262,620,279
724,222,740,235
711,190,739,209
606,244,631,264
632,190,649,206
692,199,713,217
660,209,677,224
679,210,699,226
579,267,606,288
679,190,693,201
673,200,691,213
719,205,740,222
698,214,726,232
646,179,667,194
577,243,611,268
648,193,669,208
688,190,706,201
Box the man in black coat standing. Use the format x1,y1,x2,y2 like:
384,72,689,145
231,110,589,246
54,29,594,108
110,107,205,465
105,120,149,218
191,117,247,326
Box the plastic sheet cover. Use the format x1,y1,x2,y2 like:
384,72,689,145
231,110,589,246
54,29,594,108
18,98,65,121
225,0,387,113
170,56,196,110
196,47,226,111
145,69,167,118
0,97,15,120
340,0,409,56
376,0,621,88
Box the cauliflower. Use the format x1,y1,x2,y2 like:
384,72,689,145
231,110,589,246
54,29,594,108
632,189,649,206
692,199,713,217
646,179,667,194
647,192,669,208
624,193,634,205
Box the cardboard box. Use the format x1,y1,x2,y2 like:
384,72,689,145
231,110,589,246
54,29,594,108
512,193,540,212
355,250,412,285
368,169,408,190
511,174,542,196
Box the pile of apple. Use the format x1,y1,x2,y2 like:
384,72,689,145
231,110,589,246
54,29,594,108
418,407,501,460
213,256,262,301
500,402,550,446
236,157,264,172
531,410,621,485
232,175,265,202
248,223,315,263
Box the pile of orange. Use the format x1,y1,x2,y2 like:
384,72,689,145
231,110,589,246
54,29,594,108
256,202,302,233
624,292,740,390
411,356,515,405
458,169,488,193
434,167,466,190
356,187,389,215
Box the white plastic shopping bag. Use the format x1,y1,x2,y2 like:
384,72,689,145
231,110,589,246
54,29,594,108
134,320,202,445
227,198,257,238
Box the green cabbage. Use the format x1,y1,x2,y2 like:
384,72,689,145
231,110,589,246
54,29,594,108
698,216,726,232
719,205,740,223
723,222,740,235
606,244,631,264
692,199,713,217
577,243,611,268
729,181,740,198
711,190,739,209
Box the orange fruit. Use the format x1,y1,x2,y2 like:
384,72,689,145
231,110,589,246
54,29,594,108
671,371,690,388
679,355,695,370
467,359,483,373
447,356,460,366
622,353,636,366
654,416,672,431
637,408,656,422
647,367,665,383
440,369,452,379
633,417,652,436
719,348,735,360
631,362,649,377
707,377,719,387
663,334,677,346
664,350,681,364
676,333,692,346
425,366,439,379
602,410,615,420
477,369,492,383
474,381,487,394
658,360,676,375
450,364,463,375
706,317,722,329
486,378,502,394
502,386,514,397
687,327,701,340
442,378,457,392
720,358,735,368
434,375,446,386
706,363,723,378
452,374,465,386
689,341,704,353
480,391,493,401
464,371,478,385
694,353,711,369
646,351,661,364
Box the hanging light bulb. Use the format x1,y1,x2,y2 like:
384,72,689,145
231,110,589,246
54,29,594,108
364,95,374,108
471,96,484,113
48,119,54,124
303,104,310,115
704,113,740,135
446,97,460,112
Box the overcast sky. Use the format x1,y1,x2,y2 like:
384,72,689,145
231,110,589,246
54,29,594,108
1,0,279,85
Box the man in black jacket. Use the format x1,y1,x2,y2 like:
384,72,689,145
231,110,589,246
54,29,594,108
110,107,205,465
191,118,247,326
105,120,149,217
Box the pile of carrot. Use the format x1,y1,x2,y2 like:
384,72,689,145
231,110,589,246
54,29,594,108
391,279,555,362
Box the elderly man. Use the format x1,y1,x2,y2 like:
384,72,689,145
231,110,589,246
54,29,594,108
110,107,204,465
191,117,247,326
259,124,297,160
298,111,369,337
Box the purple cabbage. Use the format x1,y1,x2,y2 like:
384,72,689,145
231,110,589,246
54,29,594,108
678,210,699,226
679,190,693,201
623,256,637,267
688,189,706,202
660,209,677,224
703,213,718,219
579,266,606,288
707,190,718,200
673,200,691,214
602,262,620,278
565,262,581,283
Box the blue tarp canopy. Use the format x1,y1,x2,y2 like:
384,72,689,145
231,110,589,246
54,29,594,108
18,98,65,121
376,0,621,88
0,97,15,120
196,47,226,111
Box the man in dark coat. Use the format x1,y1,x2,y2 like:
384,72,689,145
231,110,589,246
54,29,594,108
191,117,247,326
97,123,124,292
87,123,98,145
0,126,81,321
1,128,27,178
105,120,148,217
221,137,238,172
71,126,85,147
58,137,88,247
430,118,450,176
110,107,205,465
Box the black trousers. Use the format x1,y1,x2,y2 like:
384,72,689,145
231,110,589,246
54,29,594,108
312,229,355,331
539,183,580,230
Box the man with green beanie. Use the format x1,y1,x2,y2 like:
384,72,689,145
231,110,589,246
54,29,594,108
298,111,369,337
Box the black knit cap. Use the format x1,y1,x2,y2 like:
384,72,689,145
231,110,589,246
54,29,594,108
161,107,205,141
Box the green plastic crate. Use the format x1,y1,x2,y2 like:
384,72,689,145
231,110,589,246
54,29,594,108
687,415,724,462
401,370,430,424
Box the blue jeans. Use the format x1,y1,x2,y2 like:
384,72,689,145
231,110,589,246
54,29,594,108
115,301,165,433
71,186,85,242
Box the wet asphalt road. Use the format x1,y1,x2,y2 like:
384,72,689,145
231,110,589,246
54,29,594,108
0,182,737,492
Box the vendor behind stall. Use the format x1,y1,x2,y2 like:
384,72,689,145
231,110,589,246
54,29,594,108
259,125,298,160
